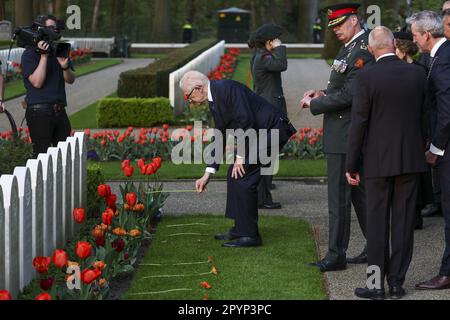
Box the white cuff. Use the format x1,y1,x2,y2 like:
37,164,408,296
205,167,216,174
236,155,244,159
430,144,445,156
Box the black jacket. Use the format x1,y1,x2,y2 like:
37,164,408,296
428,40,450,162
207,80,296,171
346,55,428,178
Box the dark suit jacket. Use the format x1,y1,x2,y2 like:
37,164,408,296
428,40,450,162
346,55,428,178
207,80,296,171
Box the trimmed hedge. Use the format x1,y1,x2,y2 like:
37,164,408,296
117,38,217,98
96,97,173,128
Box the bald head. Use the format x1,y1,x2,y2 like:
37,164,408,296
443,1,450,11
368,26,395,58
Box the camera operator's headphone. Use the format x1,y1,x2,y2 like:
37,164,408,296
33,15,48,28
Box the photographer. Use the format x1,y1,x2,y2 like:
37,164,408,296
21,15,75,158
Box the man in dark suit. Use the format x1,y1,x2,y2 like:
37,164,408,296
179,71,296,248
300,3,373,272
346,26,428,300
408,11,450,290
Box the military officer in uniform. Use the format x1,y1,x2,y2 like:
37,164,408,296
248,23,288,209
300,3,373,272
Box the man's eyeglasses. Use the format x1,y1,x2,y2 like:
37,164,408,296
184,87,197,103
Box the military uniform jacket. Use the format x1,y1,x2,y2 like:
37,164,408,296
310,31,374,154
252,46,288,114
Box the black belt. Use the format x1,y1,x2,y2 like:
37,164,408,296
28,103,66,113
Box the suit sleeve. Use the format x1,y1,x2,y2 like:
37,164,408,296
346,72,371,173
255,46,287,72
432,62,450,151
310,50,373,115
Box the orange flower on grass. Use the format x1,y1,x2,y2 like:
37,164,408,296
201,281,212,289
355,58,365,69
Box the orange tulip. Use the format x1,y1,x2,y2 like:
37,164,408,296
93,261,107,271
112,228,127,237
201,281,212,289
129,229,141,237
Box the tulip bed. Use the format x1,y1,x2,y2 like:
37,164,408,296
0,160,169,300
82,125,324,163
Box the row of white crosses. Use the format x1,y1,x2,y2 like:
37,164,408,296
0,133,87,298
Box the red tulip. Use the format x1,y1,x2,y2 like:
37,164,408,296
33,256,51,274
0,290,12,300
40,277,54,291
97,184,111,198
123,165,134,177
121,159,131,170
112,238,125,253
126,192,137,207
76,241,92,259
102,208,114,225
81,269,102,284
95,236,105,247
105,194,117,209
73,208,85,224
52,249,68,268
163,124,169,131
137,158,145,169
35,292,52,300
145,163,156,175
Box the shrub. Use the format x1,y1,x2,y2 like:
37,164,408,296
96,98,173,128
87,163,105,219
117,38,217,98
0,130,33,176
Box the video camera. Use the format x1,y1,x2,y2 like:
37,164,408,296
13,17,71,58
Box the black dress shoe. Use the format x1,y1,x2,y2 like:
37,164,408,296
258,202,282,210
308,259,346,272
222,236,262,247
346,250,367,264
355,287,385,300
389,286,406,299
214,232,238,241
421,205,442,217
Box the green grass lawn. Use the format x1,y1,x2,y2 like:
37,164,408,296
96,159,327,181
124,215,326,300
129,53,168,59
4,59,123,101
233,56,252,88
69,92,118,129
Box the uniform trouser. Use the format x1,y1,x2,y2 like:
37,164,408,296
326,153,367,262
438,160,450,276
226,163,262,238
432,166,442,208
25,106,71,158
365,174,420,287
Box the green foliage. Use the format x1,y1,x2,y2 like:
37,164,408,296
87,163,105,219
0,136,33,176
96,98,173,128
117,39,217,99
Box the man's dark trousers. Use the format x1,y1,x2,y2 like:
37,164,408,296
366,174,420,287
439,159,450,276
326,153,367,262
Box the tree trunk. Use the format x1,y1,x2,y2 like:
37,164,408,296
152,0,171,42
298,0,311,42
46,0,53,14
32,0,40,18
91,0,101,34
15,0,34,27
54,0,63,18
0,0,5,21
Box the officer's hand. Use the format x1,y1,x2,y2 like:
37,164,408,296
300,96,312,109
0,101,4,113
37,41,50,55
425,150,439,166
57,57,69,69
271,38,282,48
